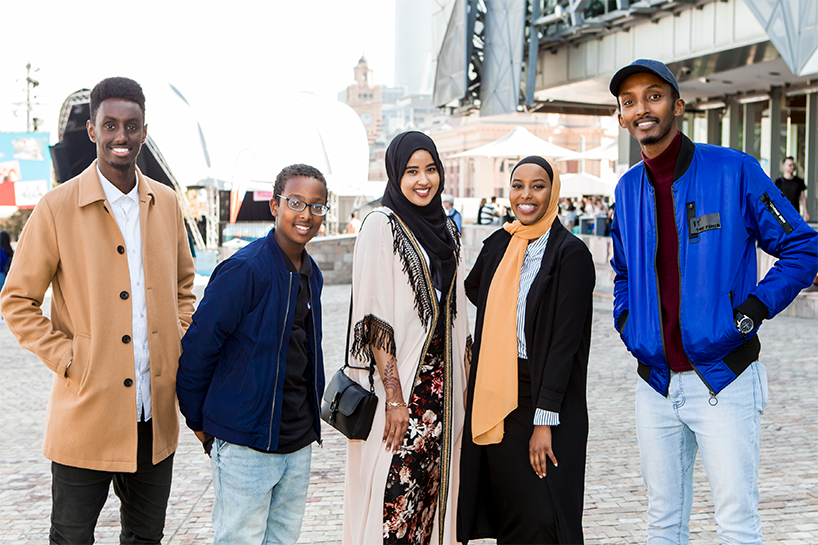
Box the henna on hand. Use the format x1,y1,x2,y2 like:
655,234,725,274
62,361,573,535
381,354,403,402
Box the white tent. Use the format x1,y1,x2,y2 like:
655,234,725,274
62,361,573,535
451,126,579,160
560,172,617,198
203,90,370,193
575,139,618,161
139,81,214,188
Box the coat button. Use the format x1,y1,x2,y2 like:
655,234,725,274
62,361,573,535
122,335,131,344
120,291,129,300
117,245,125,254
124,378,133,387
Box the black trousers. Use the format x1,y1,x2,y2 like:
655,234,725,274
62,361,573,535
484,358,559,544
50,420,174,545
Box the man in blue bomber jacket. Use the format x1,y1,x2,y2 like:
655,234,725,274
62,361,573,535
177,164,328,545
609,59,818,544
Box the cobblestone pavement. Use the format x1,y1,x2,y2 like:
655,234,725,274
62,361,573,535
1,281,816,544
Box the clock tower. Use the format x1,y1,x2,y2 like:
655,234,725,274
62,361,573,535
345,55,384,146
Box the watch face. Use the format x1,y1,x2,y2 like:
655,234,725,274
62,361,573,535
737,316,754,334
360,112,372,126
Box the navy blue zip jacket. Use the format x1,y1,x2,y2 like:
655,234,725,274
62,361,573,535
611,135,818,396
177,229,324,451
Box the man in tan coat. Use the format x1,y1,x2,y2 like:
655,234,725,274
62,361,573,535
0,77,195,544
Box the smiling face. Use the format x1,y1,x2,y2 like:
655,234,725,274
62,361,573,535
270,175,327,255
87,98,146,180
399,149,440,207
617,71,685,159
509,163,553,226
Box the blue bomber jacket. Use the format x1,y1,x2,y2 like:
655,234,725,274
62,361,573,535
611,134,817,396
177,229,324,451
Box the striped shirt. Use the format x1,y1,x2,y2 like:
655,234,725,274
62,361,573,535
515,228,560,426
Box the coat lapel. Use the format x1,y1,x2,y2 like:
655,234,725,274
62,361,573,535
137,167,155,255
76,160,107,208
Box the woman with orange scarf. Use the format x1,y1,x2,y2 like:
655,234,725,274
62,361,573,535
457,156,595,544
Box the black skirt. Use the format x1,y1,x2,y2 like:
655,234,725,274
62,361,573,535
482,357,559,544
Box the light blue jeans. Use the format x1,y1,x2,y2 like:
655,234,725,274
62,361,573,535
210,439,312,545
636,361,768,545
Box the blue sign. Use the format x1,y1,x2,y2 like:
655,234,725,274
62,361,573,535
0,132,52,207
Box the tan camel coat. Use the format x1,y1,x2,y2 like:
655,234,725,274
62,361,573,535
0,161,195,472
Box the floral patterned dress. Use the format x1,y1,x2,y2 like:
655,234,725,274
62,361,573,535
383,331,446,545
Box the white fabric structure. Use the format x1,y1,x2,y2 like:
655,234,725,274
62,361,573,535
451,126,579,159
138,82,213,189
745,0,818,76
204,90,370,193
575,139,618,161
480,0,527,116
433,0,467,107
560,172,616,198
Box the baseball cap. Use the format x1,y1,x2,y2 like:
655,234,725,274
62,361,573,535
609,59,680,97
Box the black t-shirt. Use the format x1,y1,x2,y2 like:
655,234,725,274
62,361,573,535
774,176,806,212
272,251,318,453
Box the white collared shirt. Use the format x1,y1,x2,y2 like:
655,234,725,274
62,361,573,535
515,228,560,426
98,166,151,422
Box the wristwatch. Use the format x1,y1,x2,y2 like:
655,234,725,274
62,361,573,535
734,311,754,336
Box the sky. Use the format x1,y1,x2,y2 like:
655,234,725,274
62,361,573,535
0,0,396,136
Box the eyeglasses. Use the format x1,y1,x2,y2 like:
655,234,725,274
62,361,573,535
276,195,330,216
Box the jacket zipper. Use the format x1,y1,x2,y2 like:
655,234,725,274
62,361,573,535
669,187,718,402
267,272,294,450
309,281,323,447
649,185,672,397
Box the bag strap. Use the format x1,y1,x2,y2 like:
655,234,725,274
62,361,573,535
343,213,381,394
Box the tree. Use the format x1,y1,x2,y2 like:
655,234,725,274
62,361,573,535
1,208,33,240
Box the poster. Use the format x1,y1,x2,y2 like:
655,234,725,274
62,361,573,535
0,132,52,208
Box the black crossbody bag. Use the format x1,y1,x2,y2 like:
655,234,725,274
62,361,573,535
320,292,378,440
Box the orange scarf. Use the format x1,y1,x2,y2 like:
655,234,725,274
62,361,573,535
471,160,561,445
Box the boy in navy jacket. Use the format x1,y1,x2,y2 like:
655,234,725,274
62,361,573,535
177,164,328,545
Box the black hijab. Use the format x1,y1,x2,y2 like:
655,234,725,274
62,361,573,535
510,155,553,181
382,131,457,294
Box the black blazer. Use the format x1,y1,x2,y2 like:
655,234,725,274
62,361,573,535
457,217,595,544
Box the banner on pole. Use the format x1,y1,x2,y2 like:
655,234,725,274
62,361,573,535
0,132,52,208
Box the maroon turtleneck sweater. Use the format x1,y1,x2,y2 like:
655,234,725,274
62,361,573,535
643,131,693,373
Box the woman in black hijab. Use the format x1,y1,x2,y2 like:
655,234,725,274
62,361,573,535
343,131,471,545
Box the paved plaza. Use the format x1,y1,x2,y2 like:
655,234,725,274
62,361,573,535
1,281,816,544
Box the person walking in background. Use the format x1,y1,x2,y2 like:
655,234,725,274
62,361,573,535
479,196,500,225
476,198,488,224
177,164,328,545
442,194,462,232
347,211,363,234
609,59,818,544
0,230,13,295
561,202,578,231
774,156,810,222
0,77,196,544
343,131,471,545
487,196,501,225
458,156,594,544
